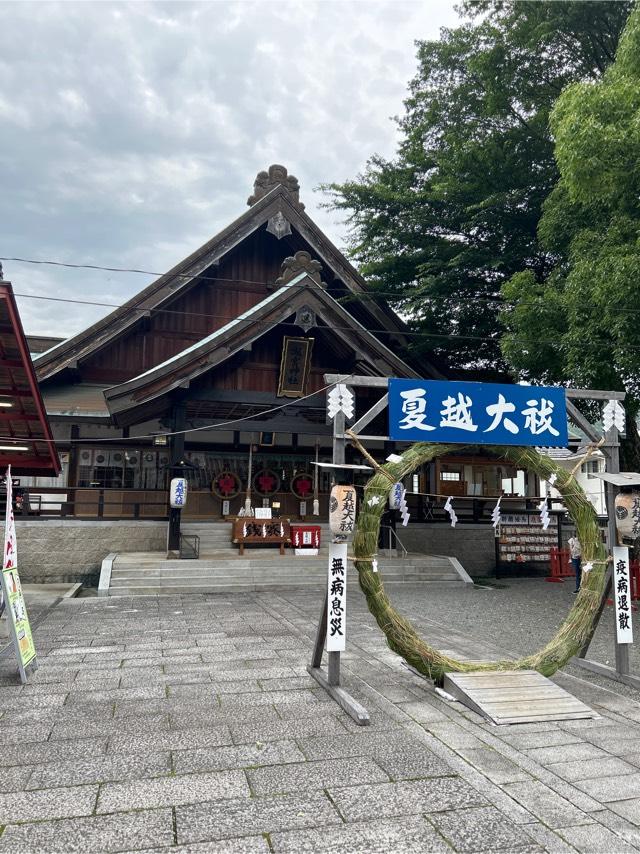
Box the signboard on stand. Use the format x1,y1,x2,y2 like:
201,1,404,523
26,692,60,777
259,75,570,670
388,379,568,446
0,467,36,682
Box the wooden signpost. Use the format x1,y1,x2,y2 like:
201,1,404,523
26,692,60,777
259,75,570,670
307,409,370,726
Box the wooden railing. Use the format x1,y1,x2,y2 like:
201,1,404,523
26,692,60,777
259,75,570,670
9,487,169,520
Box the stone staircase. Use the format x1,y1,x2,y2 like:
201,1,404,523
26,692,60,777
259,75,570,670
98,521,472,596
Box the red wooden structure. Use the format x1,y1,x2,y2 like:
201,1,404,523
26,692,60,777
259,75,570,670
0,282,60,477
546,547,573,583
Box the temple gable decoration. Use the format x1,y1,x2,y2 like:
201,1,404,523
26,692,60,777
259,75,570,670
248,164,304,210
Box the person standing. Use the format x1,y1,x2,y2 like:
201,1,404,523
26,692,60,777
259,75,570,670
568,535,582,594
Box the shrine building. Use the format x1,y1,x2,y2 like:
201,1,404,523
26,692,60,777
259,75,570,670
24,164,544,523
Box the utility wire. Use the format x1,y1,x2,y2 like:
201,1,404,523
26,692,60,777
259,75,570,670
5,253,631,312
2,288,637,349
0,374,356,446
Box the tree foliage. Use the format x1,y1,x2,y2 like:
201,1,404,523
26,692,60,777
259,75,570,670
324,1,631,379
501,3,640,467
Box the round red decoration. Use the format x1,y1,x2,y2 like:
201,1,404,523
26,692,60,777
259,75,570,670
291,473,314,499
253,469,281,496
211,471,241,499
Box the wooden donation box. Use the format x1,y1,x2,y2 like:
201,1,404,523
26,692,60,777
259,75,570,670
232,517,291,555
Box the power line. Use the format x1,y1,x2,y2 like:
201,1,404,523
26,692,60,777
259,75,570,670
1,253,615,310
12,287,640,349
0,374,355,446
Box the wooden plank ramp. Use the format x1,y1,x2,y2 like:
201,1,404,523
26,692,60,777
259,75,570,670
443,669,598,725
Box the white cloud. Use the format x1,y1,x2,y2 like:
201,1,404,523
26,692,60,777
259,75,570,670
0,0,460,336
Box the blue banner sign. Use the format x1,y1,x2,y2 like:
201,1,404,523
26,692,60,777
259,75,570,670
388,379,568,447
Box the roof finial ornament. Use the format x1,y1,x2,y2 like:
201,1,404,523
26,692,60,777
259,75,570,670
248,164,304,210
274,250,324,289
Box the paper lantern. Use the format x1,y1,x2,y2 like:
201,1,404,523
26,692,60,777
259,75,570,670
329,484,357,537
389,482,404,510
170,478,188,509
614,492,640,540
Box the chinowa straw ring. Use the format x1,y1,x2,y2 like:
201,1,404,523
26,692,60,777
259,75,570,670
352,442,607,683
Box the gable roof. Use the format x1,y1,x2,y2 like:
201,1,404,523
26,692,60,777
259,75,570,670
35,182,413,382
104,272,425,423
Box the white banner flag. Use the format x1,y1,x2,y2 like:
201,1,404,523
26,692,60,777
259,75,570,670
327,541,348,652
612,546,634,645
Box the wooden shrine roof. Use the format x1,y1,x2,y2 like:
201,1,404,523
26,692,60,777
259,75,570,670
34,175,416,383
104,271,422,424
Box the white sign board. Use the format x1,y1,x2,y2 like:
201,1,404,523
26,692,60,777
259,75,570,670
222,500,230,516
327,541,347,652
299,501,307,516
613,546,634,644
255,508,272,520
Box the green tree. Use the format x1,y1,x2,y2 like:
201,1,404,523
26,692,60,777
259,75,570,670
324,1,631,379
501,3,640,468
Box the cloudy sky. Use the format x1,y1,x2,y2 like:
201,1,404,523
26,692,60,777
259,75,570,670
1,0,460,338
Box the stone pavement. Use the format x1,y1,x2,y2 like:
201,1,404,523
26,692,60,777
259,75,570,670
0,581,637,852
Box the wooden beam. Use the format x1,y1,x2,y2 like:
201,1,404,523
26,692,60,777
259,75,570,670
324,374,389,388
566,400,601,444
567,388,625,401
350,394,388,434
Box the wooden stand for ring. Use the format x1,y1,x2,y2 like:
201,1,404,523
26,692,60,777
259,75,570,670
307,584,370,726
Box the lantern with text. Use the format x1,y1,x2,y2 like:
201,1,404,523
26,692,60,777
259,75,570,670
329,485,357,539
170,478,188,509
615,492,640,541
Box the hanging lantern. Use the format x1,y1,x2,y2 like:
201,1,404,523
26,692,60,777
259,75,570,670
389,482,404,510
170,478,188,509
615,492,640,540
329,484,357,537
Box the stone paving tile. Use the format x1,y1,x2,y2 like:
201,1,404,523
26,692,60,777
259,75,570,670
498,730,584,750
169,705,283,731
107,725,233,755
122,838,270,853
173,739,305,774
217,689,324,709
525,742,610,765
329,777,487,822
0,807,174,853
0,736,108,768
573,772,640,802
97,769,249,812
27,751,172,789
547,756,637,783
583,736,640,757
176,791,342,844
423,721,487,750
595,807,640,849
299,728,453,781
0,765,33,793
49,712,171,741
520,822,579,853
428,806,541,852
608,797,640,826
458,748,530,785
557,822,638,852
247,756,390,795
502,780,594,829
271,815,453,852
0,723,53,745
0,784,98,824
258,676,314,692
65,686,167,705
229,714,349,744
